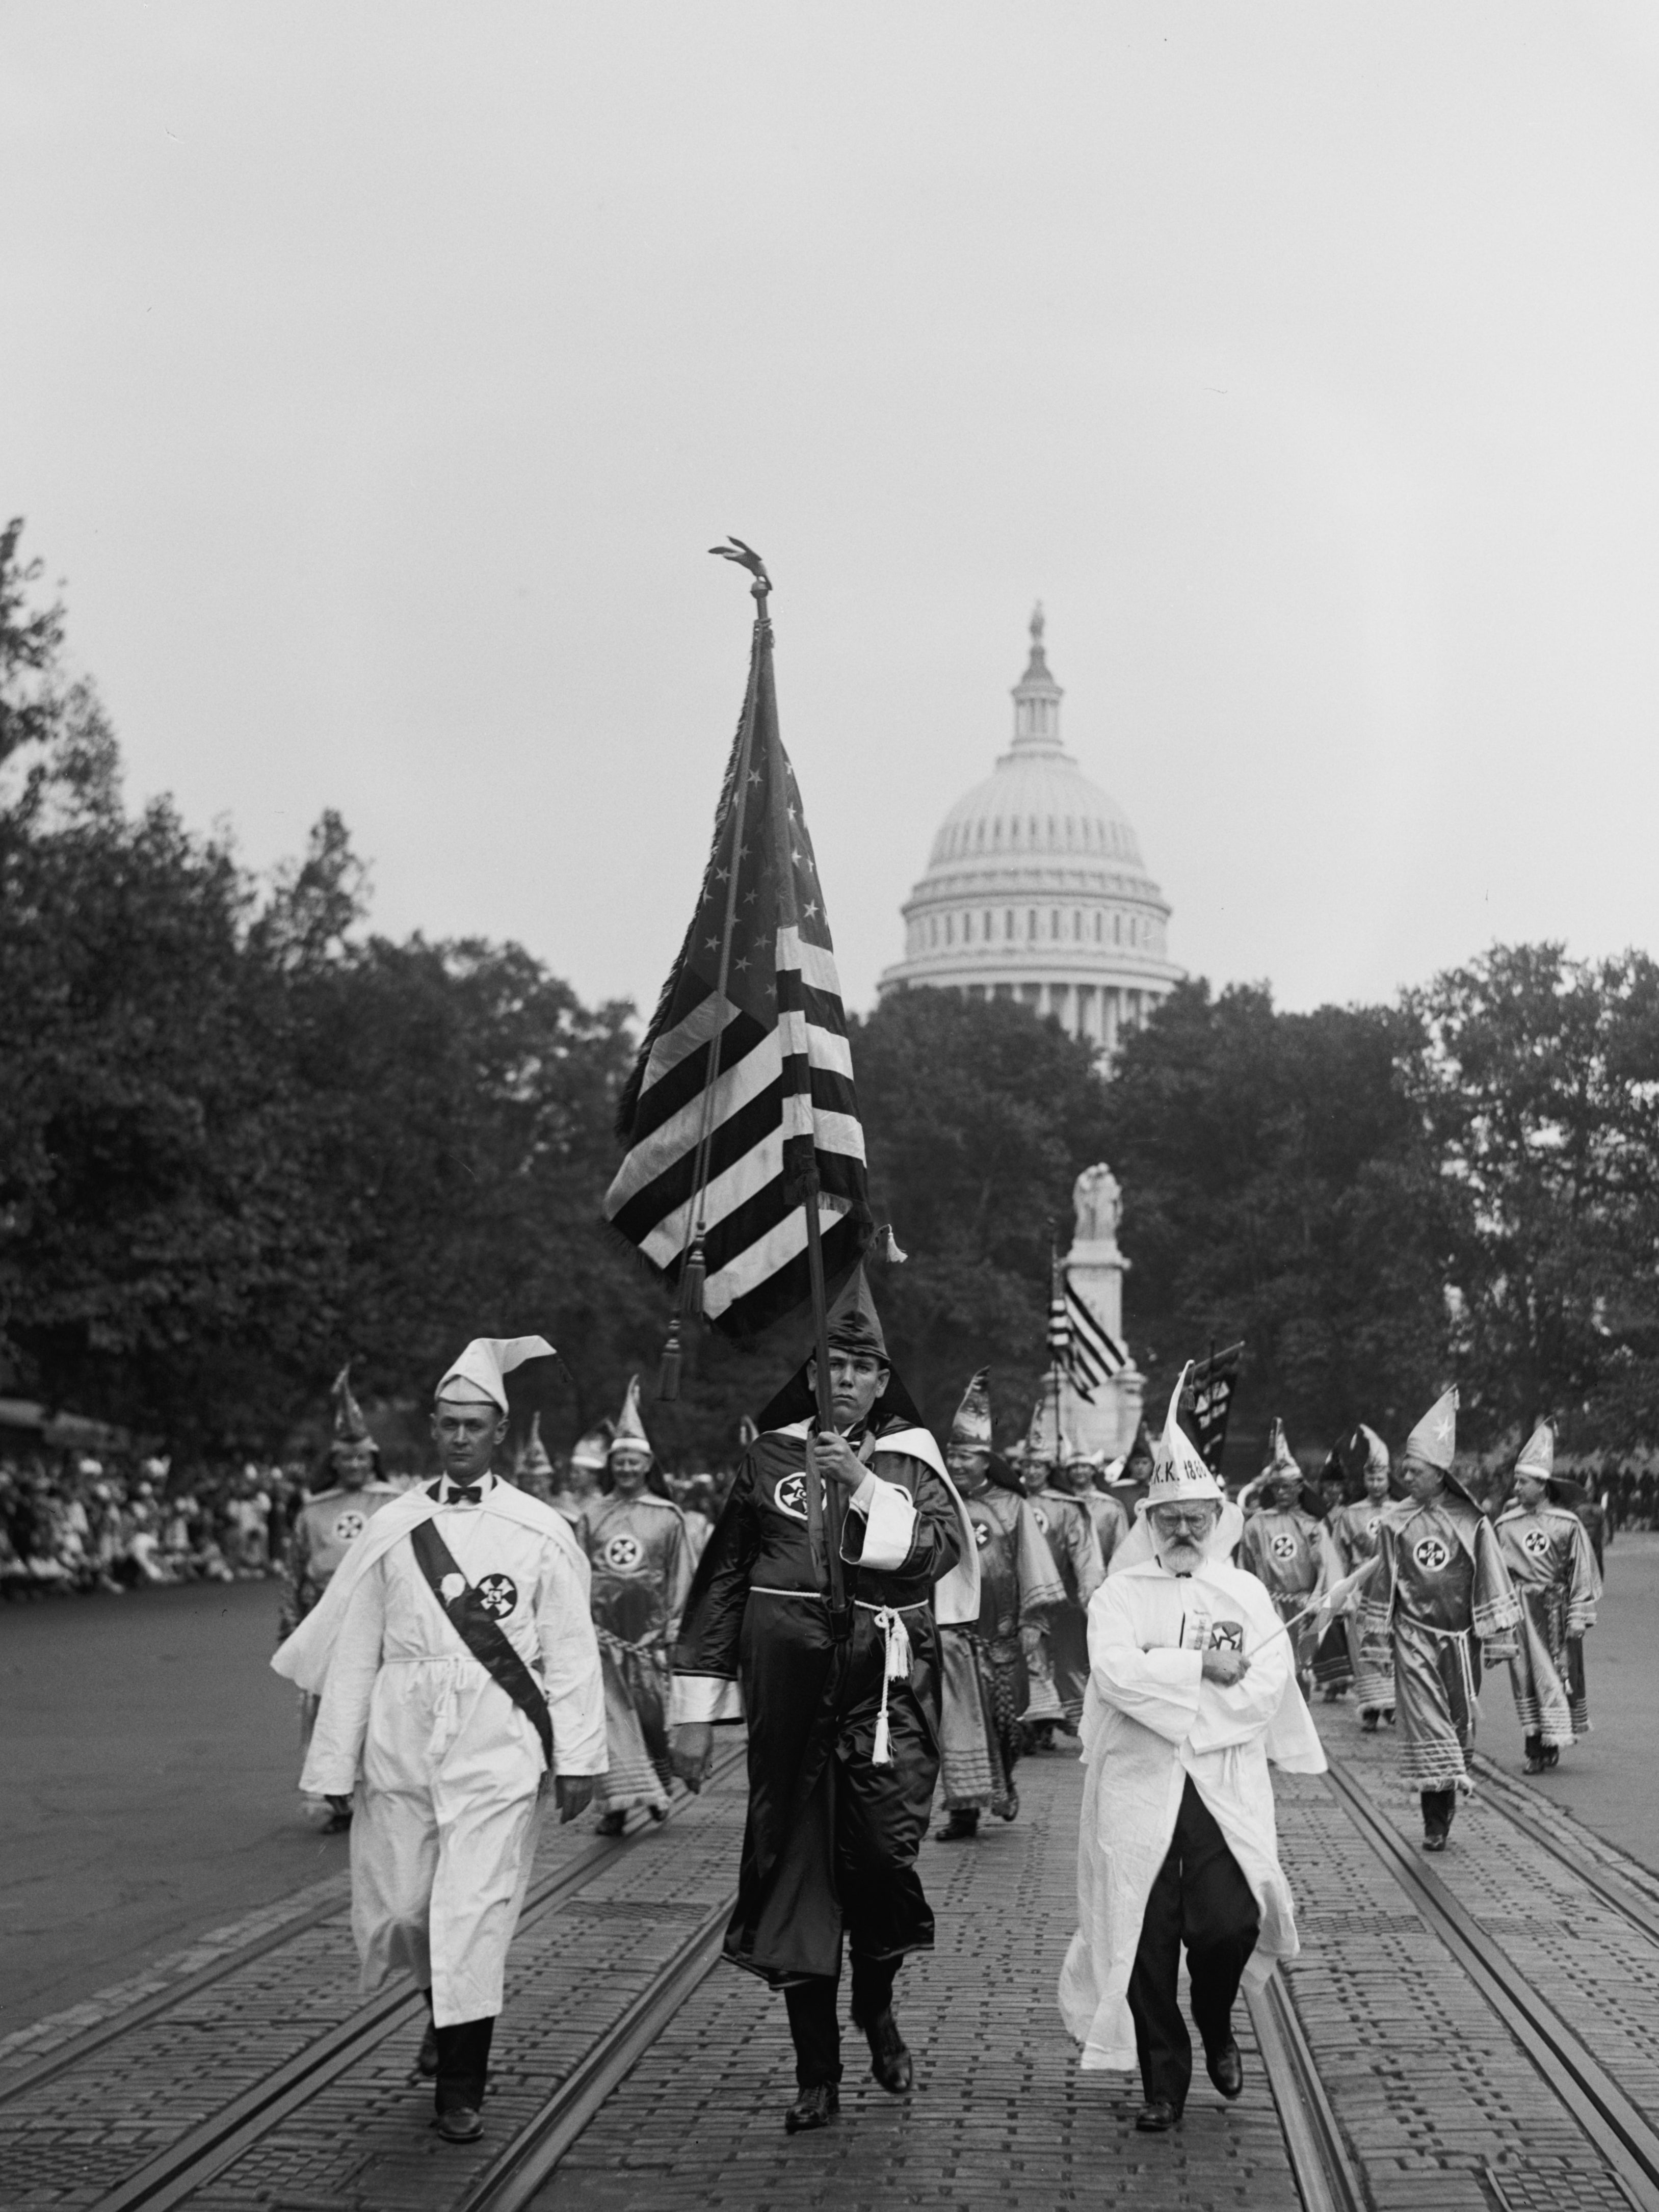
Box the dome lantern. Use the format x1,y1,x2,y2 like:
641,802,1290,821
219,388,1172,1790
877,609,1183,1062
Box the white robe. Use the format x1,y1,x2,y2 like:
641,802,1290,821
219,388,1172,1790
1058,1555,1326,2071
272,1477,605,2025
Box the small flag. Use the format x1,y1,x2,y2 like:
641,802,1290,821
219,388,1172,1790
1180,1341,1244,1473
604,599,869,1337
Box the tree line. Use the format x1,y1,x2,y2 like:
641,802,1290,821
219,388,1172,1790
3,520,1655,1472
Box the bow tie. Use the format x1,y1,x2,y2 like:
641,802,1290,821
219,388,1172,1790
446,1483,484,1506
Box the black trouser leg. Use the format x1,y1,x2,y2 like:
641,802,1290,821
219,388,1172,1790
1129,1846,1189,2109
1128,1777,1259,2111
433,2016,495,2113
783,1978,841,2088
849,1949,899,2029
1421,1787,1456,1838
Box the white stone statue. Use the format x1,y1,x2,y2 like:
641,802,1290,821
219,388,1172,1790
1071,1163,1121,1250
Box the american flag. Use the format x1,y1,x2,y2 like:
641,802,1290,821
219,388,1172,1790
1047,1258,1128,1402
604,607,868,1336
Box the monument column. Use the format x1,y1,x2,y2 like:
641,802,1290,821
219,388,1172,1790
1061,1162,1145,1458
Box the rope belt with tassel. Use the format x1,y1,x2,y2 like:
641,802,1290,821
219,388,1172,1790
857,1598,928,1766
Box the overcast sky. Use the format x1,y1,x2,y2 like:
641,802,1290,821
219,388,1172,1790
8,5,1659,1022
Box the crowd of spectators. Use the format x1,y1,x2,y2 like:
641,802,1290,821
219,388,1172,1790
0,1449,740,1602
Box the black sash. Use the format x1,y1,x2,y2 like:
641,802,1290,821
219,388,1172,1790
408,1516,554,1769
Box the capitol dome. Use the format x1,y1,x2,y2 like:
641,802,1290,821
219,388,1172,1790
878,608,1182,1057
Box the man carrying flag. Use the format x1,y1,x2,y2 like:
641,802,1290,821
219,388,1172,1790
668,1273,973,2132
272,1337,605,2140
1358,1389,1519,1851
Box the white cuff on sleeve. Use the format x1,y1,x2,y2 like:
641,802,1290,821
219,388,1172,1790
669,1674,745,1726
842,1477,917,1572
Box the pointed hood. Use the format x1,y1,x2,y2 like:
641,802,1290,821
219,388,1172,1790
331,1361,371,1444
518,1410,555,1481
1121,1417,1157,1485
608,1374,653,1462
1358,1423,1390,1478
570,1421,612,1473
824,1266,888,1361
1141,1365,1226,1510
1268,1420,1301,1481
435,1334,556,1413
950,1368,993,1451
1514,1419,1554,1483
1404,1387,1458,1473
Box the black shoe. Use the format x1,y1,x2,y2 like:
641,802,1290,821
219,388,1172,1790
1135,2098,1181,2131
595,1809,627,1836
862,2008,913,2093
416,2021,439,2077
322,1808,353,1834
1360,1710,1379,1734
784,2083,838,2133
997,1784,1019,1822
1423,1828,1449,1853
436,2104,483,2142
935,1808,980,1841
1205,2038,1243,2099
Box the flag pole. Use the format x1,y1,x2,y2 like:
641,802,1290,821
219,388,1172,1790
657,542,772,1401
801,1170,850,1635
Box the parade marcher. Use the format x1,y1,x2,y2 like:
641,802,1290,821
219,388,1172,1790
279,1365,404,1824
1358,1389,1520,1852
935,1370,1065,1841
1059,1370,1325,2131
1326,1425,1401,1731
1068,1444,1131,1578
272,1336,605,2142
549,1423,608,1529
1236,1424,1340,1696
667,1269,976,2135
1496,1422,1601,1774
1023,1410,1106,1740
514,1412,557,1503
584,1376,694,1834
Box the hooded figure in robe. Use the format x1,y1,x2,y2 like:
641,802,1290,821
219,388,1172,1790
1496,1420,1601,1772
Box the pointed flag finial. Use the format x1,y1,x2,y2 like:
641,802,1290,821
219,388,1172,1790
709,537,772,606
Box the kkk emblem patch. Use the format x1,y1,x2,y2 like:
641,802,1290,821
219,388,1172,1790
1413,1535,1452,1572
1268,1532,1298,1562
476,1573,518,1617
973,1519,992,1549
602,1532,643,1572
1521,1526,1551,1559
332,1509,366,1543
1032,1506,1049,1534
773,1473,809,1523
1209,1619,1245,1652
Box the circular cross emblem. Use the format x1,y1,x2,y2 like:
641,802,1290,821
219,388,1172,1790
973,1519,992,1550
602,1532,643,1572
1032,1506,1049,1534
477,1572,518,1617
1268,1532,1299,1562
1521,1526,1552,1559
1210,1619,1245,1652
332,1509,366,1543
1413,1535,1452,1573
773,1473,809,1523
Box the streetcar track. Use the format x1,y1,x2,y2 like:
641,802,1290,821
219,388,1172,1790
1244,1970,1366,2212
66,1748,747,2212
1326,1755,1659,2212
1467,1752,1659,1947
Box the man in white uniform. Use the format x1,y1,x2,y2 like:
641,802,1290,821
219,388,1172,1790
272,1335,605,2142
1060,1370,1325,2134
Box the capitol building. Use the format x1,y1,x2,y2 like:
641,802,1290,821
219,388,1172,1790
878,609,1183,1057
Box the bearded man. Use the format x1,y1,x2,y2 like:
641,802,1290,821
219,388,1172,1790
668,1271,974,2135
1060,1371,1324,2134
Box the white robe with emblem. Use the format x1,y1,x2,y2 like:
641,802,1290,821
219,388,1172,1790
1058,1555,1326,2070
272,1478,605,2024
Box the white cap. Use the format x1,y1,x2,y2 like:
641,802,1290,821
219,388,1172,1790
1141,1365,1226,1509
608,1374,652,1461
1404,1387,1458,1473
1515,1419,1554,1481
435,1335,556,1413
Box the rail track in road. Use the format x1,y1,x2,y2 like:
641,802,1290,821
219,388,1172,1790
1325,1751,1659,2212
0,1746,747,2212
